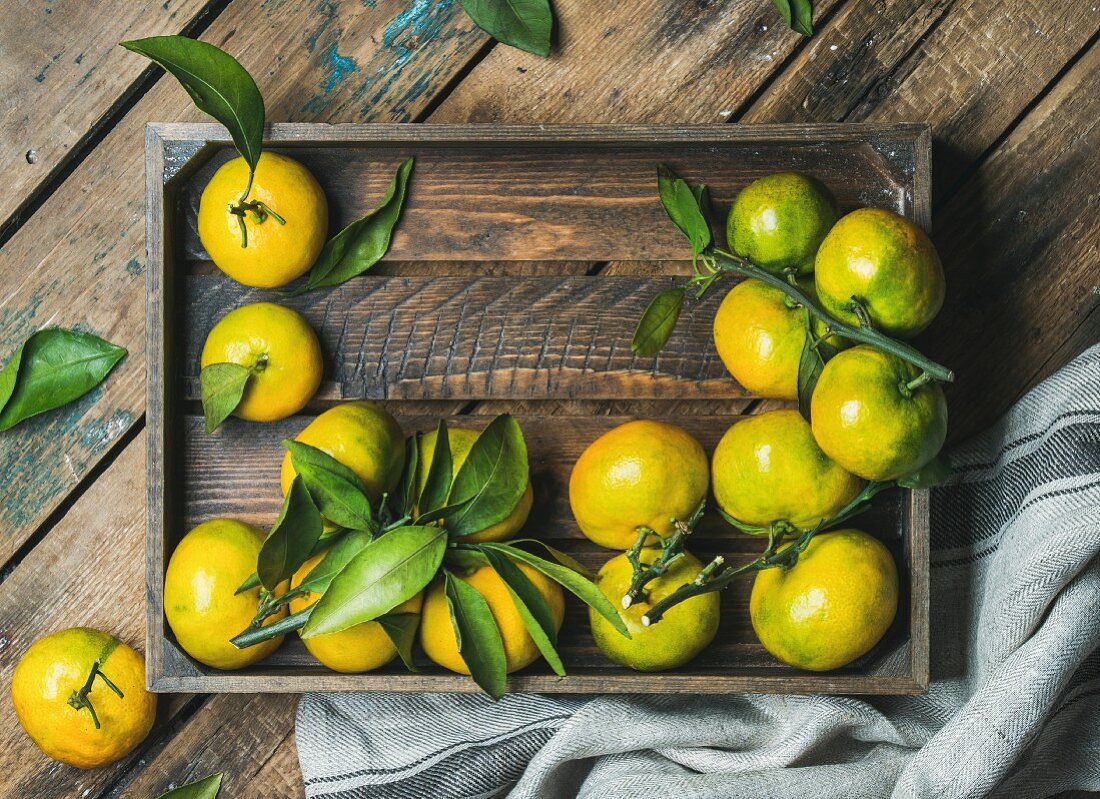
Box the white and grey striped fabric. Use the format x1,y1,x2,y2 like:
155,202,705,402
297,342,1100,799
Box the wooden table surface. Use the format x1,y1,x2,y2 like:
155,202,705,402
0,1,1096,796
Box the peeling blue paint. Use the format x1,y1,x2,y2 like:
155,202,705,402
322,43,359,93
35,51,62,83
383,0,447,46
125,258,142,276
362,0,377,6
304,0,340,54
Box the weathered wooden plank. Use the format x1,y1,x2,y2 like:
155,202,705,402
0,0,214,226
0,0,488,562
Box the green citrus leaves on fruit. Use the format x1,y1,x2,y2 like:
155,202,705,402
711,409,863,529
814,207,945,338
590,549,719,671
810,344,948,481
726,172,838,276
569,420,709,549
750,529,898,671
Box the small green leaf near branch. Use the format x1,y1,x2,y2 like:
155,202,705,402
442,414,528,537
285,439,375,531
632,287,685,357
0,328,126,433
156,772,224,799
656,165,711,256
199,362,251,433
458,0,553,56
257,475,324,591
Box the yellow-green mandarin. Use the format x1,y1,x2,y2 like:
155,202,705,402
750,529,898,671
711,409,863,529
420,562,564,675
197,152,328,288
12,628,156,768
417,427,533,542
726,172,838,276
164,518,286,669
590,549,719,672
569,420,709,549
200,301,322,422
810,345,948,481
814,207,945,338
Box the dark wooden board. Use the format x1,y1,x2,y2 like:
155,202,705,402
147,123,931,695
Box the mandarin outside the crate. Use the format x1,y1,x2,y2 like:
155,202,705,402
711,409,863,530
814,207,945,338
164,518,286,670
416,426,533,542
810,345,948,481
420,561,564,675
289,553,423,673
590,549,720,671
750,529,898,671
11,628,156,769
726,172,838,276
197,151,328,288
569,420,709,550
200,301,322,422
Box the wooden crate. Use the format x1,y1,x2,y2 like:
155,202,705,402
146,123,931,694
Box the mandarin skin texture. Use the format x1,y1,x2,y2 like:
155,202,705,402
810,345,948,481
814,207,945,338
750,529,898,671
711,409,864,529
726,172,839,275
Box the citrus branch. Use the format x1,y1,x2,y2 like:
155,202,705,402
67,661,123,730
622,501,705,608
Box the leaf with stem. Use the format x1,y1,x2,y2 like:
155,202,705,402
156,773,224,799
481,542,629,637
632,287,685,357
442,415,528,538
480,545,565,676
445,570,508,698
296,528,375,595
377,612,421,672
289,158,414,294
457,0,553,56
302,525,446,638
257,475,323,591
0,328,126,433
656,164,711,256
235,527,349,595
285,439,374,531
771,0,813,36
199,362,251,433
232,603,313,649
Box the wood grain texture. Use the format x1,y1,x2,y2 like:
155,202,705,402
0,0,213,225
0,0,488,562
144,411,925,694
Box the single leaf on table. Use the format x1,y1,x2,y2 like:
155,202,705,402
200,362,250,433
771,0,813,36
418,420,453,516
480,546,564,677
257,475,323,591
656,164,711,255
285,439,374,531
302,525,447,638
457,0,553,56
120,36,264,173
445,570,508,698
377,612,421,672
632,287,685,357
0,328,126,433
898,454,952,489
290,158,414,294
482,543,629,637
156,772,223,799
443,415,528,538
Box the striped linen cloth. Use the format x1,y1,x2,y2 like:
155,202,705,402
297,342,1100,799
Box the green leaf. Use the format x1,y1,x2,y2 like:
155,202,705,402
285,439,374,531
656,164,711,255
385,435,420,523
482,543,630,638
419,421,453,516
444,415,528,537
200,362,250,433
302,525,446,637
796,318,824,422
292,158,414,294
503,539,592,577
692,183,711,216
235,527,348,595
257,475,323,591
121,36,263,174
377,612,421,672
481,546,564,677
897,453,951,489
156,772,223,799
771,0,813,36
457,0,553,56
297,528,375,594
632,287,685,357
445,570,508,698
0,329,126,433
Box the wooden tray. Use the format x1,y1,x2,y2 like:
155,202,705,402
146,123,931,694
